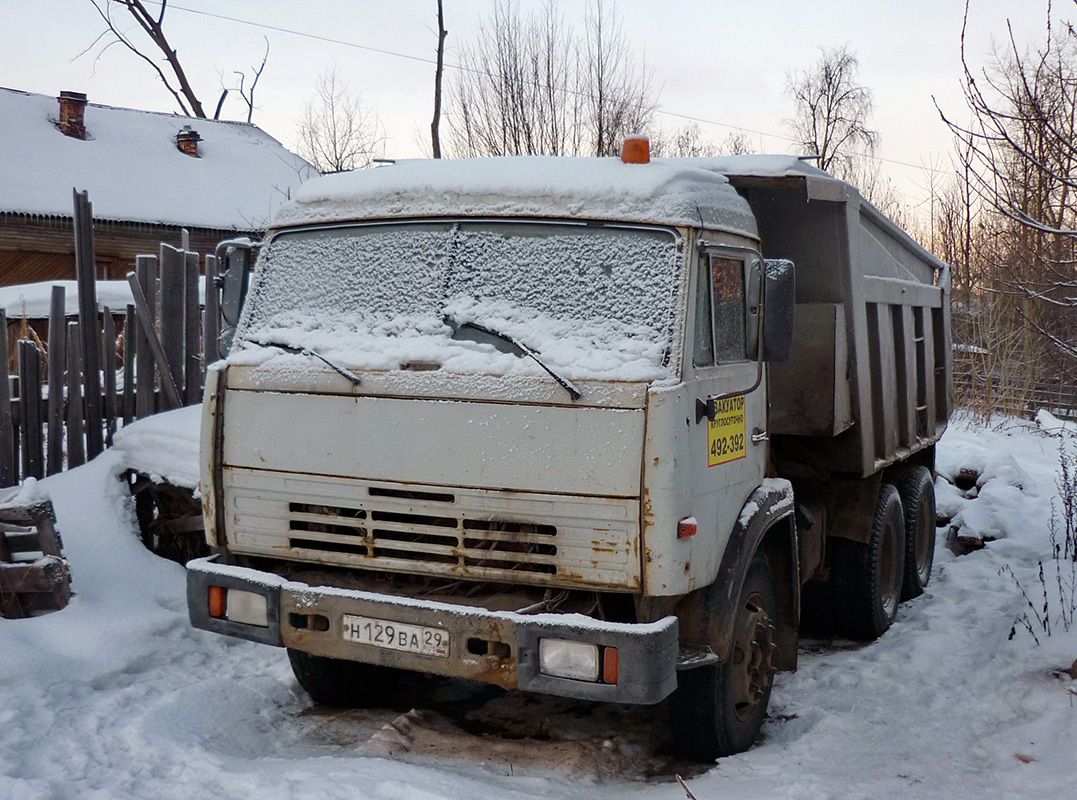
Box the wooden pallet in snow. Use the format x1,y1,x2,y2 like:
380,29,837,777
0,499,70,619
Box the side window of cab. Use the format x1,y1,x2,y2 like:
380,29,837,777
693,253,746,367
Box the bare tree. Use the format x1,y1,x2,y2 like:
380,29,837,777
938,1,1077,414
229,38,270,123
784,45,878,178
87,0,207,117
296,69,385,173
651,122,719,158
431,0,448,158
582,0,656,156
449,0,656,157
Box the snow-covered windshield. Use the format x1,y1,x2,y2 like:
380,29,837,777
234,220,683,382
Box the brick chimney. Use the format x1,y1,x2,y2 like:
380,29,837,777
176,126,201,157
57,91,87,139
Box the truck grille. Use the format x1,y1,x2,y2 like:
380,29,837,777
223,468,640,590
287,501,558,575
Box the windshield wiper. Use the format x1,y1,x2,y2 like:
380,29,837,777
245,337,362,387
447,319,582,401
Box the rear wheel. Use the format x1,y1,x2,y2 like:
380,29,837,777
891,466,936,600
287,648,396,707
668,556,778,760
834,484,905,640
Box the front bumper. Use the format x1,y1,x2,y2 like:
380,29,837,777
187,555,678,704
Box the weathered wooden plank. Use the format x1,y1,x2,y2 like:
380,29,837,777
159,244,186,405
0,557,69,595
3,531,44,552
123,304,136,424
0,500,56,525
34,513,62,558
17,341,44,480
46,286,67,475
0,310,15,488
126,273,182,409
204,253,220,368
65,321,86,469
103,307,118,445
134,256,158,419
184,250,201,405
73,189,103,459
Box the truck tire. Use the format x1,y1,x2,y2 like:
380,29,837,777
891,466,936,600
287,648,395,707
834,484,905,640
668,556,778,760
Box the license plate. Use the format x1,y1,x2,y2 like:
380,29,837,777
341,614,450,658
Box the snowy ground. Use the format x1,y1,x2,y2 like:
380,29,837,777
1,413,1075,800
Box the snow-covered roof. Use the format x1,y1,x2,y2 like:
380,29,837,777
0,87,315,231
0,279,205,319
273,155,759,237
662,154,836,181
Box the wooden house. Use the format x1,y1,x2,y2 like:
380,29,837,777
0,87,315,286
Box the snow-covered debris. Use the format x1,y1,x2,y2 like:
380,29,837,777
110,404,202,489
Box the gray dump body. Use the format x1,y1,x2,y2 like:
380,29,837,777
721,168,950,478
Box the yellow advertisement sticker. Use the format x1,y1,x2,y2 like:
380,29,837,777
708,395,747,467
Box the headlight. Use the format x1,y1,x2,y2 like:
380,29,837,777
538,638,600,681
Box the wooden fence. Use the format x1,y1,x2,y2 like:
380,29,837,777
1,190,223,488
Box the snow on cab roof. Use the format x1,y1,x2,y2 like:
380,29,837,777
272,155,759,237
0,87,315,231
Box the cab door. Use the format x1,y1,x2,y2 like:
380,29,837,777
684,247,768,582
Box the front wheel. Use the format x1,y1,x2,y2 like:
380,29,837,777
668,556,778,760
287,648,396,707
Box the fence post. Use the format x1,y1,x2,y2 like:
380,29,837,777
103,308,118,446
17,341,44,480
46,286,66,476
134,256,158,419
184,250,201,405
123,304,136,425
0,311,14,488
204,254,220,369
65,321,86,469
126,274,182,410
159,244,186,406
74,189,103,459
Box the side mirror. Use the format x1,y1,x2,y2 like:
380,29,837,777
215,239,255,358
220,245,252,326
762,259,795,362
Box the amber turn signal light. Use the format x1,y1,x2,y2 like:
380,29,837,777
208,585,227,618
603,646,620,684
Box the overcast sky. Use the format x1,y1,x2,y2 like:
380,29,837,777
0,1,1059,214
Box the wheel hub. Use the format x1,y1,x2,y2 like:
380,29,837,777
729,591,775,722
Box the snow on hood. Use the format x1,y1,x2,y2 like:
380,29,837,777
0,87,315,230
271,155,758,237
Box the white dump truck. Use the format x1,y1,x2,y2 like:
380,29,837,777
187,142,950,759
